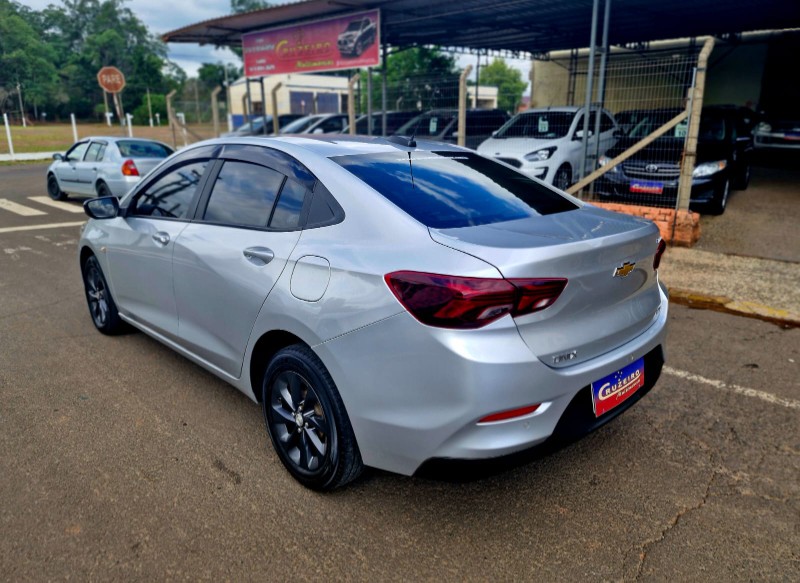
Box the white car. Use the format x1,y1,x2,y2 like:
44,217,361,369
279,113,349,135
477,107,619,190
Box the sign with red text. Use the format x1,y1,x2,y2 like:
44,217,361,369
242,9,380,77
97,66,126,93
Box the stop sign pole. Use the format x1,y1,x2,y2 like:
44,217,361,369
97,66,126,126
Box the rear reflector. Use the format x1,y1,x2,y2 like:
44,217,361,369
121,159,139,177
385,271,567,329
653,239,667,271
479,404,541,423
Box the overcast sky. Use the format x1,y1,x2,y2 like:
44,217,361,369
19,0,531,93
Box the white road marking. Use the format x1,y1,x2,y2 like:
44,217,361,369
0,221,85,234
28,196,85,213
664,366,800,410
0,198,47,216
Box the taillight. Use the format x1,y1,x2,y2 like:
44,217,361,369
653,239,667,271
384,271,567,329
121,159,139,177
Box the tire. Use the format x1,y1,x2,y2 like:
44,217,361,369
553,165,572,191
47,174,67,201
262,344,363,491
96,181,112,198
708,178,730,215
732,163,751,191
81,255,127,335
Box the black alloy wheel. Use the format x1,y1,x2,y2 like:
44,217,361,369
554,165,572,191
81,255,126,334
708,178,730,215
47,174,67,201
262,344,363,490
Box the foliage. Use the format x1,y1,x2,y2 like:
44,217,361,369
476,58,528,113
197,62,243,95
132,93,167,125
359,47,461,112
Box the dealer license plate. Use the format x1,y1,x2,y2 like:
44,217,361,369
630,180,663,194
591,358,645,417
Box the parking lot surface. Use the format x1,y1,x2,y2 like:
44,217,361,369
1,163,798,581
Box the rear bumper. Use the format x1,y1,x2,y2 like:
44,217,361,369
754,133,800,149
315,282,669,476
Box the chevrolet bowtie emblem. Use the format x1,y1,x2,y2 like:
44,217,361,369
614,262,636,277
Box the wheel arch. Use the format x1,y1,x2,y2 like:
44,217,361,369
79,245,95,268
249,329,310,402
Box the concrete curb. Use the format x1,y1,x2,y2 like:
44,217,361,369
669,287,800,329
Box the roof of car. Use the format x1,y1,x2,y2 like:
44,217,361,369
78,136,166,142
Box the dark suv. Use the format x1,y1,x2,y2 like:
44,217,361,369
395,109,510,150
596,106,755,214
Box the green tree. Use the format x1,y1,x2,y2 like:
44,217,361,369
476,58,527,113
197,62,242,94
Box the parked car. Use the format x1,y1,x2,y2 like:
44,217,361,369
78,134,668,490
47,137,174,201
345,110,420,135
222,114,305,137
395,109,510,149
476,106,619,190
753,116,800,150
279,113,349,135
596,106,754,214
337,17,376,58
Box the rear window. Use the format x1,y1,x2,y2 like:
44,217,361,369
331,151,577,229
117,140,173,158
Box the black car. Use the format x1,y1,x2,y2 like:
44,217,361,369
347,111,421,136
337,18,376,58
596,106,754,214
395,109,510,150
222,114,305,137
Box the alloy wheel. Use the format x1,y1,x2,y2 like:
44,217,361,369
85,264,109,327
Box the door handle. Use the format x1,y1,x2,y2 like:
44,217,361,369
152,232,170,246
243,246,274,265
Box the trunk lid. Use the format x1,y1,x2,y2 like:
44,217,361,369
430,205,663,368
130,158,164,177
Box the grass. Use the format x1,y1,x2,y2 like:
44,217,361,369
0,122,221,155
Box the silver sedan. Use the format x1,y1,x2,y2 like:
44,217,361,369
78,135,669,490
47,136,173,200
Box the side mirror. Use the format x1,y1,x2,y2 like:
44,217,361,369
574,129,593,140
491,130,498,137
312,128,325,134
84,196,119,220
52,153,64,161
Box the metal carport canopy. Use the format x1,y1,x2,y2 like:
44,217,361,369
162,0,800,53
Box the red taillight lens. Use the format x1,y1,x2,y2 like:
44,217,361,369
384,271,567,329
653,239,667,271
121,159,139,176
479,404,541,424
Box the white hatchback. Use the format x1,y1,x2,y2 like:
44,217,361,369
477,107,619,190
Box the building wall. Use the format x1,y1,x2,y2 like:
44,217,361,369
705,43,768,109
229,74,350,119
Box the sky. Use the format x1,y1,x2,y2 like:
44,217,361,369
18,0,531,93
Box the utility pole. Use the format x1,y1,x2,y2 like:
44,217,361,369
16,83,27,127
194,80,201,125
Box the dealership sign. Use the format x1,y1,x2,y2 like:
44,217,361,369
242,9,380,77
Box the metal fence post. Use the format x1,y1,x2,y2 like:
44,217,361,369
260,77,268,135
3,113,15,159
348,74,359,135
590,0,612,194
271,82,283,134
580,0,600,182
126,113,133,136
211,86,222,138
166,89,178,149
70,114,78,142
458,65,473,148
677,37,715,212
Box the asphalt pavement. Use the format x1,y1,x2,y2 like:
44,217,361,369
0,162,798,581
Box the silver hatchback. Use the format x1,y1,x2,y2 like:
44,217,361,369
47,136,173,200
78,135,669,490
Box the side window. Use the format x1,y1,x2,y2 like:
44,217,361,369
319,117,346,133
270,179,307,230
131,161,208,219
85,142,103,162
67,142,89,161
601,113,615,133
96,144,108,162
203,161,285,228
573,115,584,137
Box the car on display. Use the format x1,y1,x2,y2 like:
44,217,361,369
279,113,350,135
596,106,754,214
222,114,305,137
47,137,174,200
476,106,619,190
753,116,800,150
78,135,669,490
337,17,376,58
395,109,510,150
345,110,420,135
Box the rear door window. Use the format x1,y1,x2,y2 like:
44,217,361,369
85,142,103,162
203,161,285,228
332,151,577,229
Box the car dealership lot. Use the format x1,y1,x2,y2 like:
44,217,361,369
1,163,798,580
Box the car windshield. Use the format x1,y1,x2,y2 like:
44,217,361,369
117,140,172,158
331,151,577,229
397,112,456,137
345,20,363,32
237,117,270,132
281,116,321,134
698,115,726,143
626,110,684,138
495,112,576,139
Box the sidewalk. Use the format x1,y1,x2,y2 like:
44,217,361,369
660,247,800,327
0,152,58,162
